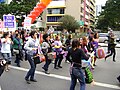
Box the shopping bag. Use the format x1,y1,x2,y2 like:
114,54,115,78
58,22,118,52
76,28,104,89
85,67,93,84
96,47,105,59
48,52,56,60
13,49,19,54
33,54,45,64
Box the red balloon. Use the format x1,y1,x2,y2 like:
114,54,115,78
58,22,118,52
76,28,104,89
30,11,39,16
37,2,46,9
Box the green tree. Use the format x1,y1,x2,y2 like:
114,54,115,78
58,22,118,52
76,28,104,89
96,0,120,31
0,0,39,26
58,15,80,32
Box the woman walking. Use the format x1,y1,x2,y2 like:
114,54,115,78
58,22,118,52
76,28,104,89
24,31,40,84
67,39,89,90
54,35,64,69
42,34,52,74
13,34,23,67
1,32,12,72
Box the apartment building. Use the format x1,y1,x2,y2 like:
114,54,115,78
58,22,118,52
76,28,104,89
47,0,96,30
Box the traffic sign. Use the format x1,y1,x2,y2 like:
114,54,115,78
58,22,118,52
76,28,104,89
3,15,16,28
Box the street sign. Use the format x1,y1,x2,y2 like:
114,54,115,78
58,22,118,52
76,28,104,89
3,15,16,28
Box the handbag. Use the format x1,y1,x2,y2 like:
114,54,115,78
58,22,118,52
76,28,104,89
13,49,19,54
33,54,45,64
47,52,56,60
85,67,93,84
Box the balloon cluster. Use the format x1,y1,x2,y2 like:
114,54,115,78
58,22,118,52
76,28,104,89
28,0,52,23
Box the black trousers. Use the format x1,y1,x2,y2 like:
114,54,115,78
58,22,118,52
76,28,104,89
105,48,116,61
54,53,63,68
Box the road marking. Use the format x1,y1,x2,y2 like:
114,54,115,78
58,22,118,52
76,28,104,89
10,65,120,89
0,85,1,90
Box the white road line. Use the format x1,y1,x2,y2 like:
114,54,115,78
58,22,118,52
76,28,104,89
9,65,120,89
0,85,1,90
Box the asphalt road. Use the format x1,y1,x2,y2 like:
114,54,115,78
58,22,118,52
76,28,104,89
0,47,120,90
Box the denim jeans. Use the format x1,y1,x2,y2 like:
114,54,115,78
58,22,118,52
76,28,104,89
2,53,11,64
43,55,51,71
70,67,86,90
25,54,36,80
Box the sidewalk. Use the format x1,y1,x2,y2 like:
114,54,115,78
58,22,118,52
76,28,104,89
99,43,120,48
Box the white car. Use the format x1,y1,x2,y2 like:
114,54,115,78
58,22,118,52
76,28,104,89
98,33,108,43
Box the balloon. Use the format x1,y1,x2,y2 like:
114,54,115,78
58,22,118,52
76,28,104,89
37,2,46,9
27,0,52,23
41,0,51,6
30,11,40,16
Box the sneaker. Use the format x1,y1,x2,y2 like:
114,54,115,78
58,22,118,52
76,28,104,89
54,67,59,69
5,69,9,72
117,77,120,83
45,71,50,74
113,60,116,62
93,64,97,66
58,66,62,68
25,79,31,84
30,79,37,82
105,57,107,61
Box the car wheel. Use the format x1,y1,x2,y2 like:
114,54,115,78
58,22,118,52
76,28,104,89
104,40,108,43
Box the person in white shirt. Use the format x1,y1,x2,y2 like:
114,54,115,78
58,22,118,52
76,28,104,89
1,32,12,72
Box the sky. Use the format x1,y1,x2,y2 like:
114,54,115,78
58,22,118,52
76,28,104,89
96,0,108,5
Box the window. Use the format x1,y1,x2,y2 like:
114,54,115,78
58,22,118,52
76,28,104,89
47,16,62,22
47,8,65,14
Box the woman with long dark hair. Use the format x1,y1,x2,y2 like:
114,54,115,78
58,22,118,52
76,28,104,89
67,39,89,90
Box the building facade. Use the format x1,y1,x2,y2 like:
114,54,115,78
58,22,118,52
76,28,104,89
46,0,96,31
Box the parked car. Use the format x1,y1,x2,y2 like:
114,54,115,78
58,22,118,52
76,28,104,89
116,38,120,42
98,33,108,43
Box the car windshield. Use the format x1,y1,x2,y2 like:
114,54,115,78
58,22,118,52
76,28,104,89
99,33,108,37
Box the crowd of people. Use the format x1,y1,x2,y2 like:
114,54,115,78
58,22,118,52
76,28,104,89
0,29,119,90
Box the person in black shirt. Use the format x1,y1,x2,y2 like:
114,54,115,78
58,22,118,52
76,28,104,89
67,39,89,90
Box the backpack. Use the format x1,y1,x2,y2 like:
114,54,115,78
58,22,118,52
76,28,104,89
85,67,93,83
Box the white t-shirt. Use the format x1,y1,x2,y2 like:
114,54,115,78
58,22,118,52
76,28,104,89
1,38,11,53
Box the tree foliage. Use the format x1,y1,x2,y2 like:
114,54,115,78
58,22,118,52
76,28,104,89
0,0,39,26
96,0,120,31
58,15,80,32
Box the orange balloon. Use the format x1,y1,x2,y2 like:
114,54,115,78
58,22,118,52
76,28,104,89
30,11,40,16
41,0,51,6
37,2,46,9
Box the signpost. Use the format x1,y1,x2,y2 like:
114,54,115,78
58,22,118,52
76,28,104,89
3,14,16,31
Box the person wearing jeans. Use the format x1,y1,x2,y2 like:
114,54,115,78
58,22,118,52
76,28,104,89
67,39,89,90
25,54,36,81
24,31,40,84
70,67,86,90
1,32,12,72
42,34,52,74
